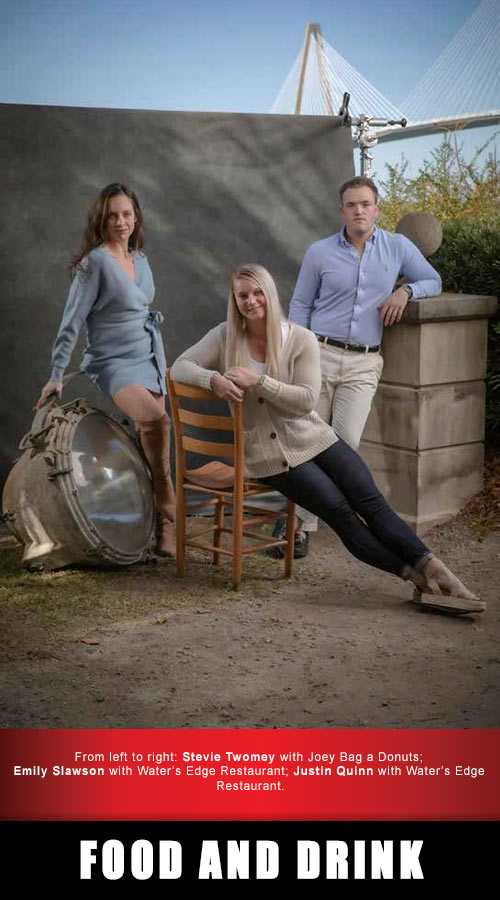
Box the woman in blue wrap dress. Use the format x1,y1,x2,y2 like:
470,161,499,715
36,183,175,556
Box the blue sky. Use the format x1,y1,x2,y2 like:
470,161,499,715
1,0,496,177
1,0,482,113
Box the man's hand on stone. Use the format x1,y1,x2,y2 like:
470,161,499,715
379,286,409,327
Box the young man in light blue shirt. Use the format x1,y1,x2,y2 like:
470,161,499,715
282,175,441,557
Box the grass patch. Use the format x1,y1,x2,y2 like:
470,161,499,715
0,520,289,659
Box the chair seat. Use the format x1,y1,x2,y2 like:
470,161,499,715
185,460,262,492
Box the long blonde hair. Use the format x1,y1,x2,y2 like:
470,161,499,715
225,264,285,379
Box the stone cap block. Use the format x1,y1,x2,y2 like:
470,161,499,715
402,293,498,324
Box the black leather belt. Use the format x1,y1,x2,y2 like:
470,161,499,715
315,334,380,353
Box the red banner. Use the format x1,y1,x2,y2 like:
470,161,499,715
1,728,498,820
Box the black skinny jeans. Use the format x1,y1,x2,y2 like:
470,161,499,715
262,439,432,578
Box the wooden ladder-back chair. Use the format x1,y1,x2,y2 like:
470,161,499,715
167,371,295,589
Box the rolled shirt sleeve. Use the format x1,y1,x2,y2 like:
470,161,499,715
399,235,442,299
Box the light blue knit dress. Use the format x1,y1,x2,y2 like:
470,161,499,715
50,247,167,395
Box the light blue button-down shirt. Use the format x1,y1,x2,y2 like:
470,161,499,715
289,227,442,346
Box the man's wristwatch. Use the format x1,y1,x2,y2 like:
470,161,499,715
403,284,413,300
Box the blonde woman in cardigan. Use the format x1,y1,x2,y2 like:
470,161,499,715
171,264,483,615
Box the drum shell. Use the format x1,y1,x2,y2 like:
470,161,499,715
2,399,154,569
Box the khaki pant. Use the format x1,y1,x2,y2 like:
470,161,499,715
298,342,384,531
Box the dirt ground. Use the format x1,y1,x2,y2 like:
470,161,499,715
1,506,499,730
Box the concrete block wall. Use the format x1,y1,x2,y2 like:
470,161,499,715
360,293,497,533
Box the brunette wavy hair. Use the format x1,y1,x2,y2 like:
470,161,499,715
72,183,144,274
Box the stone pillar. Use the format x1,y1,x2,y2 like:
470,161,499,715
360,293,498,534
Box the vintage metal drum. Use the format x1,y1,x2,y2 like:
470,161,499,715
2,398,154,569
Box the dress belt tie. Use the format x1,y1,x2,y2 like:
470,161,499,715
146,309,164,328
144,310,167,390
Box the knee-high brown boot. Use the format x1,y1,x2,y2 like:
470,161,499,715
136,413,176,557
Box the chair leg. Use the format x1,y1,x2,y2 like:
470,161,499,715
213,498,224,566
284,500,294,578
176,487,186,576
232,499,243,590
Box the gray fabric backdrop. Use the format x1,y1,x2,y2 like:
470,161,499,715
0,104,354,489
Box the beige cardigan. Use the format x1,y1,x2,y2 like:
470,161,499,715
170,322,337,478
170,321,336,479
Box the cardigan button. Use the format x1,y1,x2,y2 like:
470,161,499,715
270,432,276,439
258,397,264,404
282,461,288,467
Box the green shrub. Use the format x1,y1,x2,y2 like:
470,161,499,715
486,322,500,444
378,131,500,229
431,220,500,444
430,219,500,296
379,135,500,446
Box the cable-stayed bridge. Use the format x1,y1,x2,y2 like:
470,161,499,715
271,0,500,144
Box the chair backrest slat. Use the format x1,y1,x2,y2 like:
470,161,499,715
182,435,235,460
168,370,242,479
178,409,234,431
172,382,214,400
